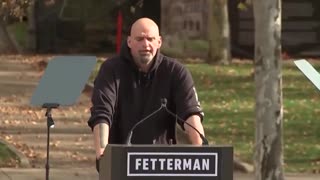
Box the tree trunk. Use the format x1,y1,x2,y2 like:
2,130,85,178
26,0,37,52
0,20,17,54
253,0,284,180
207,0,231,65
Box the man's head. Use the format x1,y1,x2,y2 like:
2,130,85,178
127,18,162,72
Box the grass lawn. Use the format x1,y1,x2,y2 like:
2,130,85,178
186,60,320,173
91,58,320,173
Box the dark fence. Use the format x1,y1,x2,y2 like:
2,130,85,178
229,0,320,58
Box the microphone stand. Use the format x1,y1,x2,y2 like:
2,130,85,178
125,98,209,145
126,105,164,145
161,98,209,145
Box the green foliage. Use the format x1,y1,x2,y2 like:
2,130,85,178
0,142,18,167
184,39,209,53
162,39,209,59
161,46,185,59
7,22,27,48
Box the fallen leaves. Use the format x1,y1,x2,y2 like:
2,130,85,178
0,55,93,168
50,140,61,148
0,158,20,168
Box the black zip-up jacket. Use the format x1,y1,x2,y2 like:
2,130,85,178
88,44,203,144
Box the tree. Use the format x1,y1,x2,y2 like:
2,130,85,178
0,0,31,53
0,19,17,53
207,0,231,64
253,0,284,180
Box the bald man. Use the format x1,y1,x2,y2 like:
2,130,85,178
88,18,205,172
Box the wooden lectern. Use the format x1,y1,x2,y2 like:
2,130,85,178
99,145,233,180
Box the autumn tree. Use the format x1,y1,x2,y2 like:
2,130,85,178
253,0,284,180
0,0,31,53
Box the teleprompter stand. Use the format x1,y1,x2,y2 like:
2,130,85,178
43,103,59,180
30,56,96,180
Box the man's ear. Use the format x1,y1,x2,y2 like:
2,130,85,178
127,37,132,48
158,36,162,48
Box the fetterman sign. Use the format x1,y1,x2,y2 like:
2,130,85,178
99,145,233,180
127,152,218,176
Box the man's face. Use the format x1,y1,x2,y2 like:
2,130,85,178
127,26,162,69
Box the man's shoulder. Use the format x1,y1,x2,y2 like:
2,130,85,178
159,55,190,76
101,55,125,68
160,54,185,69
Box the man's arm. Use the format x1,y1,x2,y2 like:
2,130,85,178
93,123,109,159
184,115,205,145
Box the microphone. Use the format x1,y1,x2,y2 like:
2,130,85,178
125,104,164,145
161,98,209,145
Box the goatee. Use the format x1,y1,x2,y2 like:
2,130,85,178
139,55,152,65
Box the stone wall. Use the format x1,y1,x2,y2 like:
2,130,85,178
161,0,208,39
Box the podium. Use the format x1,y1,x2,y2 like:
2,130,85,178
100,145,233,180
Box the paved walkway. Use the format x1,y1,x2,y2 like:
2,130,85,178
0,55,319,180
0,168,97,180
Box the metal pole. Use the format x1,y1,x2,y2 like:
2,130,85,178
45,108,55,180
